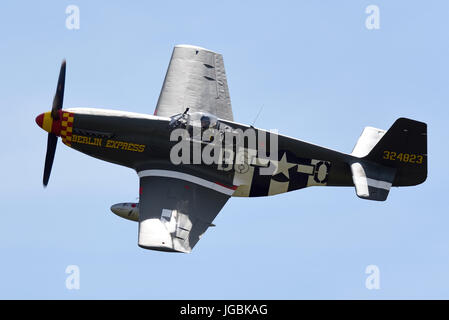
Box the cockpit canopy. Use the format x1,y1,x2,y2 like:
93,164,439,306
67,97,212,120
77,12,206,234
188,112,218,130
169,111,219,130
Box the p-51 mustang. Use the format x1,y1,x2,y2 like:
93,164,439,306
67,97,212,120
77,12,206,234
36,45,427,253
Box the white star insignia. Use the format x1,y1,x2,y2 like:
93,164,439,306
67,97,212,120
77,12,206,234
273,153,297,179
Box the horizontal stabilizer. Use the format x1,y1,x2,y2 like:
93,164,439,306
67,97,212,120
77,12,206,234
352,127,386,158
351,162,396,201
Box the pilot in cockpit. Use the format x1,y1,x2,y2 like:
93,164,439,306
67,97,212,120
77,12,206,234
200,115,211,131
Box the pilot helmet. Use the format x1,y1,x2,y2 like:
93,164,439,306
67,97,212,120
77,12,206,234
200,115,211,129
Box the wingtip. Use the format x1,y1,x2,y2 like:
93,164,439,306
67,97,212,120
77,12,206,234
175,44,216,54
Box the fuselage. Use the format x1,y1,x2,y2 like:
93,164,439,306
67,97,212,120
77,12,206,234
36,107,354,197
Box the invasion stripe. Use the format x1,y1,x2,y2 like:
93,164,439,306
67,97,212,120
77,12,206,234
137,169,236,196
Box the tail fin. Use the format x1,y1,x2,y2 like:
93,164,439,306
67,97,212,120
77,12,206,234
363,118,427,186
350,118,427,201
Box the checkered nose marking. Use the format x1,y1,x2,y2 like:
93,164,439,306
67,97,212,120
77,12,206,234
35,110,74,146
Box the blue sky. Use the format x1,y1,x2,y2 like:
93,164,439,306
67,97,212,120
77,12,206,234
0,0,448,299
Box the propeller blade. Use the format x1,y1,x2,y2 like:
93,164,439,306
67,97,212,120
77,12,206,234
51,60,66,119
43,133,57,186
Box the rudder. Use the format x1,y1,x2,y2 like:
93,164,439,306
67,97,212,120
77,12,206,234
363,118,427,186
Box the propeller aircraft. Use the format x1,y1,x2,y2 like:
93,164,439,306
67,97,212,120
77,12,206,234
36,45,427,253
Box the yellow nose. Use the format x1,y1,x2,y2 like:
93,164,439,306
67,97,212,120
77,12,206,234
36,112,54,133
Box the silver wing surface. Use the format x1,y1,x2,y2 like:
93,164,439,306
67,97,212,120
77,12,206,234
154,44,234,121
138,173,231,253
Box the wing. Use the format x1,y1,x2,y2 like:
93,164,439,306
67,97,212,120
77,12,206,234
137,172,231,253
154,44,234,121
